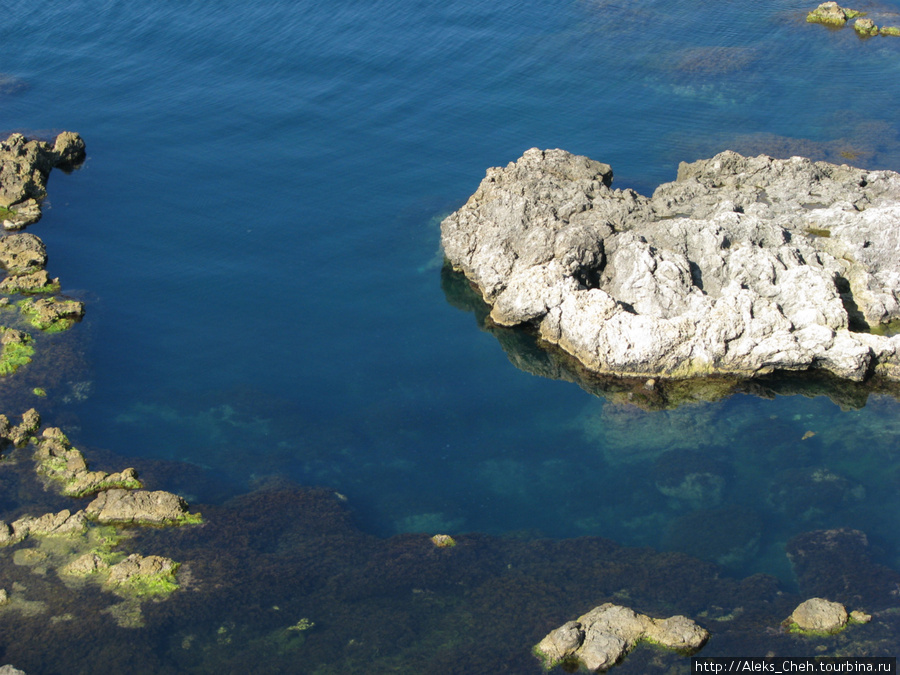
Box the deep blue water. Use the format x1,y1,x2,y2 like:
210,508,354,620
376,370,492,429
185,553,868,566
3,0,900,671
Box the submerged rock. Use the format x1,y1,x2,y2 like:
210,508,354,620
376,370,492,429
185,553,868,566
786,528,900,610
441,149,900,384
534,603,708,671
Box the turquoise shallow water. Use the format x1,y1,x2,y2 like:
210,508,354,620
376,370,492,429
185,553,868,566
2,0,900,671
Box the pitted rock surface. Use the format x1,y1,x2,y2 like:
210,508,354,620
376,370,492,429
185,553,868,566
442,148,900,382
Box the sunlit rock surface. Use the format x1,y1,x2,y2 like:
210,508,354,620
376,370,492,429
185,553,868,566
442,149,900,385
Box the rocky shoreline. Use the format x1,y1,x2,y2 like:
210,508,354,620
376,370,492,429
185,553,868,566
442,148,900,386
0,133,203,634
1,133,898,671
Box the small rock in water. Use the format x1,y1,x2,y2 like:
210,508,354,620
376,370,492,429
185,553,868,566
430,534,456,548
788,598,848,633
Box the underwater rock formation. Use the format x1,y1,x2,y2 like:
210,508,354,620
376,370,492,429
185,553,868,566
442,148,900,384
786,528,900,611
534,603,708,671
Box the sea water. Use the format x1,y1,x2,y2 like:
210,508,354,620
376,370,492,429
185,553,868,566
2,0,900,672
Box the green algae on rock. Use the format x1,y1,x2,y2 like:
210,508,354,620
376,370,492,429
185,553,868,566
34,426,143,498
0,328,33,376
103,553,181,598
854,18,879,36
430,534,457,548
16,296,84,333
806,2,863,27
85,488,203,526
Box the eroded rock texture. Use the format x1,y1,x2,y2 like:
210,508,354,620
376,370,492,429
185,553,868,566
442,148,900,382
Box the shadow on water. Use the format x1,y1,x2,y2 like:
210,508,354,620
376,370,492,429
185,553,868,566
440,264,900,412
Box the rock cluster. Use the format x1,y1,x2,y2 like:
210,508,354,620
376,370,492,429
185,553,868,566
441,148,900,384
62,552,180,598
34,425,142,498
806,3,900,37
534,603,708,671
0,405,201,606
806,2,863,27
0,132,198,628
0,132,86,386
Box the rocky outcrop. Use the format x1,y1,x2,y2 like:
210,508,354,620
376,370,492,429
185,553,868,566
534,603,708,671
0,509,88,546
0,132,85,230
16,296,84,332
442,148,900,384
34,427,142,497
86,488,201,526
806,2,863,27
0,329,34,377
6,408,40,446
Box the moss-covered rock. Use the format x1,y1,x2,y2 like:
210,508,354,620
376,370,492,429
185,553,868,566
0,269,59,294
806,2,864,27
85,488,202,526
104,554,180,598
854,18,879,36
17,296,84,332
0,328,33,376
34,427,143,498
